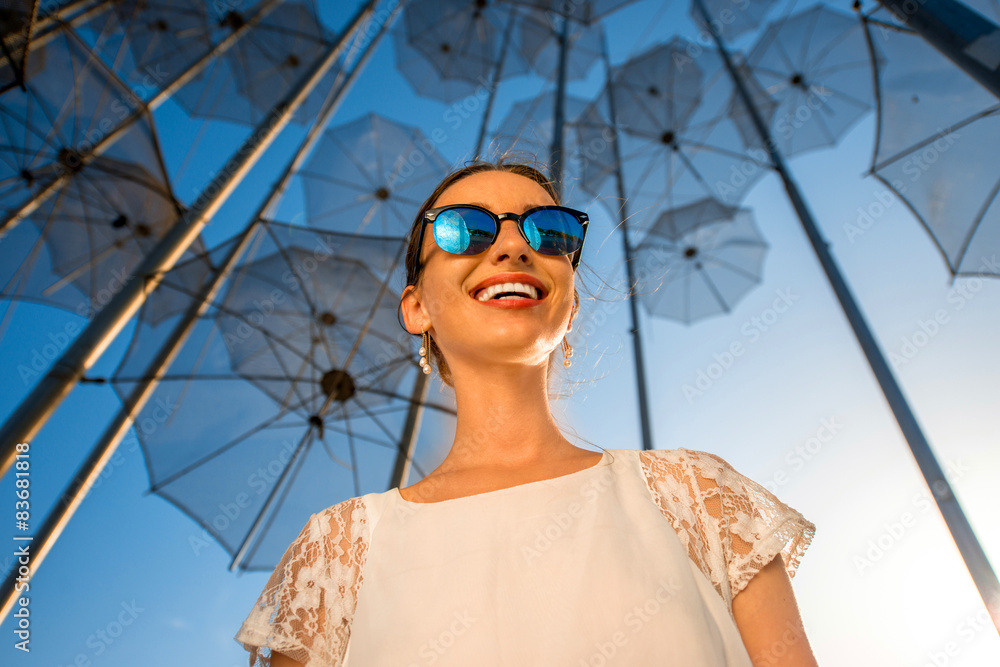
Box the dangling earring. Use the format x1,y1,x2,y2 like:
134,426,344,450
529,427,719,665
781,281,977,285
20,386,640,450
418,330,431,375
561,337,573,367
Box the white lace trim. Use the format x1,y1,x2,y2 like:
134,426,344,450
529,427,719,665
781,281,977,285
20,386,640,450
234,449,814,663
637,448,815,617
234,497,369,666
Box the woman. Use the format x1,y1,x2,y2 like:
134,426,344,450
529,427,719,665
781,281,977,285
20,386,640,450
235,160,818,666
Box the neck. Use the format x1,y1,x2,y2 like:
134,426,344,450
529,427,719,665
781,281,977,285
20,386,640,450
437,357,577,474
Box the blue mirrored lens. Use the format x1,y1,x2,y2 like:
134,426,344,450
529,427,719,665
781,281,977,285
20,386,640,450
433,208,494,254
524,210,583,255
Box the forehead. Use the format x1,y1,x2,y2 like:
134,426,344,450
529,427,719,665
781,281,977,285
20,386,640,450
432,171,556,212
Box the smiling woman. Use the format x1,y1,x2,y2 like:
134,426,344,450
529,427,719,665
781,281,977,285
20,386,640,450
233,159,820,667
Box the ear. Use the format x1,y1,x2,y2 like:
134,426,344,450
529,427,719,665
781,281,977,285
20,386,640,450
566,290,579,334
400,284,430,334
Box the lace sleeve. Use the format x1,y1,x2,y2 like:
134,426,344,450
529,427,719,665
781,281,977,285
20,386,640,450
639,448,815,613
234,498,369,667
680,449,815,599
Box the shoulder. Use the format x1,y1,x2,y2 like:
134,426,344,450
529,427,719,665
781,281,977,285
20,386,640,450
310,493,386,543
634,447,741,481
637,446,734,466
633,447,778,520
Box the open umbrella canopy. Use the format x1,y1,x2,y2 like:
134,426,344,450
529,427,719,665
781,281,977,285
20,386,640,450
0,148,212,323
0,24,149,215
742,4,878,157
577,36,775,236
634,197,767,324
161,0,335,127
82,0,216,96
393,0,530,103
864,9,1000,277
297,113,452,235
109,221,434,571
0,22,210,323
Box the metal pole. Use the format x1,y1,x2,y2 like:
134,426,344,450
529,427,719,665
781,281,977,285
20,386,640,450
475,7,517,157
29,0,111,49
390,371,430,489
876,0,1000,100
600,30,654,451
0,4,375,480
550,12,571,200
0,0,391,622
692,0,1000,634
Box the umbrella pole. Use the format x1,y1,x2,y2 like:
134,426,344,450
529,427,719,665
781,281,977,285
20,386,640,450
27,0,111,52
876,0,1000,101
390,371,430,489
549,12,571,199
692,0,1000,633
0,1,388,621
474,9,517,157
600,30,655,452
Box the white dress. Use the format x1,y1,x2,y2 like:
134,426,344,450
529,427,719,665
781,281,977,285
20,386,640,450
235,448,815,666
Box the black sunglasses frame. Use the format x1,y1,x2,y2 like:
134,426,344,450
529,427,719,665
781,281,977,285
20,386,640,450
415,204,589,273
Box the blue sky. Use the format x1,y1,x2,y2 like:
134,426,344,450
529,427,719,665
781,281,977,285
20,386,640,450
1,0,999,664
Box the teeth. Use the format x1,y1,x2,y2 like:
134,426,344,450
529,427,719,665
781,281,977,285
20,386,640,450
476,282,540,302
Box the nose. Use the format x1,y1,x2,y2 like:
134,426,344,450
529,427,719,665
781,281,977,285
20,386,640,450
488,217,532,265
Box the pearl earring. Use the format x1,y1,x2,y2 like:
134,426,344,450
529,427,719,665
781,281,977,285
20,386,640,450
561,337,573,367
418,330,431,375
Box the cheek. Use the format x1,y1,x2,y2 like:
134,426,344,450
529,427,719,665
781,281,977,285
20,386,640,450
419,273,469,320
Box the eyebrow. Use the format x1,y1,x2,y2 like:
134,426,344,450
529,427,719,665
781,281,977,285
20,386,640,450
458,202,549,213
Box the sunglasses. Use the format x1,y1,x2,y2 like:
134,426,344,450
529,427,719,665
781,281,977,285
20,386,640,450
416,204,589,271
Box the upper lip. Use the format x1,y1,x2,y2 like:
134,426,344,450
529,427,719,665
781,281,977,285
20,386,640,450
470,273,547,301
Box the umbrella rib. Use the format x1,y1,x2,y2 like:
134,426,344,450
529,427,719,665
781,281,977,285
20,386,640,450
337,404,362,498
328,127,380,193
808,84,873,112
274,339,323,415
771,33,799,82
358,389,456,417
672,146,721,197
696,266,733,316
872,106,1000,171
149,404,305,492
350,392,403,444
262,224,324,316
314,431,353,472
354,354,413,384
3,198,58,294
809,21,862,71
801,8,822,66
320,421,395,449
296,168,376,189
210,304,318,378
7,102,57,173
165,320,235,421
698,250,766,283
954,175,1000,271
241,430,315,568
91,158,177,201
378,132,425,195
